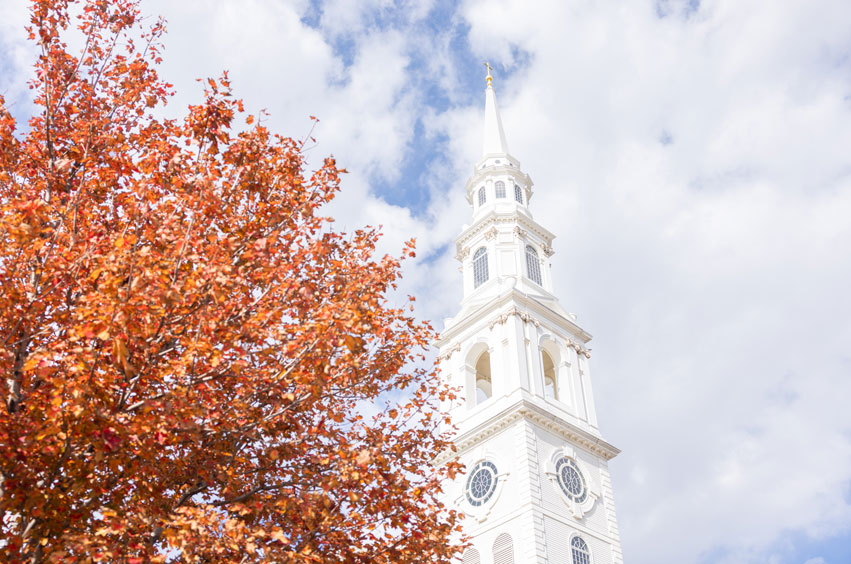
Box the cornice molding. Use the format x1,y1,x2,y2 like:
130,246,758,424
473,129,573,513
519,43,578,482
566,337,592,358
488,306,540,329
455,211,555,256
454,247,470,261
434,398,620,466
436,289,592,350
437,342,461,362
464,163,532,197
484,307,591,356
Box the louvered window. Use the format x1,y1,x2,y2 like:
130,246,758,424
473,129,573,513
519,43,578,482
571,537,591,564
514,184,523,203
495,181,506,198
525,245,542,285
493,533,515,564
473,247,489,288
478,186,486,206
462,548,481,564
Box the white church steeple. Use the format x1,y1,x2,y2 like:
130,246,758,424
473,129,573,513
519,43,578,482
436,70,625,564
482,62,510,160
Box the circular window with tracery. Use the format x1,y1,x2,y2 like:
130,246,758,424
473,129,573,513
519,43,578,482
556,457,587,503
465,460,498,507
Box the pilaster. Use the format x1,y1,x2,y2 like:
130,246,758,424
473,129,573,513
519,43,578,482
600,463,624,564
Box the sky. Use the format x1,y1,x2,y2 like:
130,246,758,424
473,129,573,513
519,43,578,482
2,0,851,562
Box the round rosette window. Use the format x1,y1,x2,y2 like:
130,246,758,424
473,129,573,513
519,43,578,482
555,457,587,503
465,460,499,507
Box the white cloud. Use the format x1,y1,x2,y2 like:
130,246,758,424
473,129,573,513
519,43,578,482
452,0,851,562
0,1,38,119
318,0,434,39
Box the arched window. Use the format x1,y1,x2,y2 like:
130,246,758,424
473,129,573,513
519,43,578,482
478,186,486,206
514,184,523,204
495,181,506,198
462,548,481,564
493,533,515,564
475,351,492,404
525,245,542,285
571,536,591,564
542,350,557,401
473,247,488,288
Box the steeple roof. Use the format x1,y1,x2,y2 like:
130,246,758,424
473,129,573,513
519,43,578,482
482,65,510,157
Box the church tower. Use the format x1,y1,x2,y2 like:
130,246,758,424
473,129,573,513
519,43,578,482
435,69,625,564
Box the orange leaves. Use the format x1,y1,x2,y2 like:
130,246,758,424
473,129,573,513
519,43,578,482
344,334,364,355
111,337,134,377
269,529,289,545
53,157,72,172
113,233,136,249
0,0,461,562
355,449,371,467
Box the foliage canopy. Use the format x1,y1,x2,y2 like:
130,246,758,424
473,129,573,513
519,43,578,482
0,1,461,561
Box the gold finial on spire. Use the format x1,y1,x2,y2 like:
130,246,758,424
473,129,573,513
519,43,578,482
484,62,494,86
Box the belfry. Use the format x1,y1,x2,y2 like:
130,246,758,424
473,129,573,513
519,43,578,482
435,68,625,564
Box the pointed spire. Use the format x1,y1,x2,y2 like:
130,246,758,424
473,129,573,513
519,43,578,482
482,62,510,157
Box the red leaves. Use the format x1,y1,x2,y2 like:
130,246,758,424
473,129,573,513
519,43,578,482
0,1,462,563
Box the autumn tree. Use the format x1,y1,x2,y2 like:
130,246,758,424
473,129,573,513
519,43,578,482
0,1,462,561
